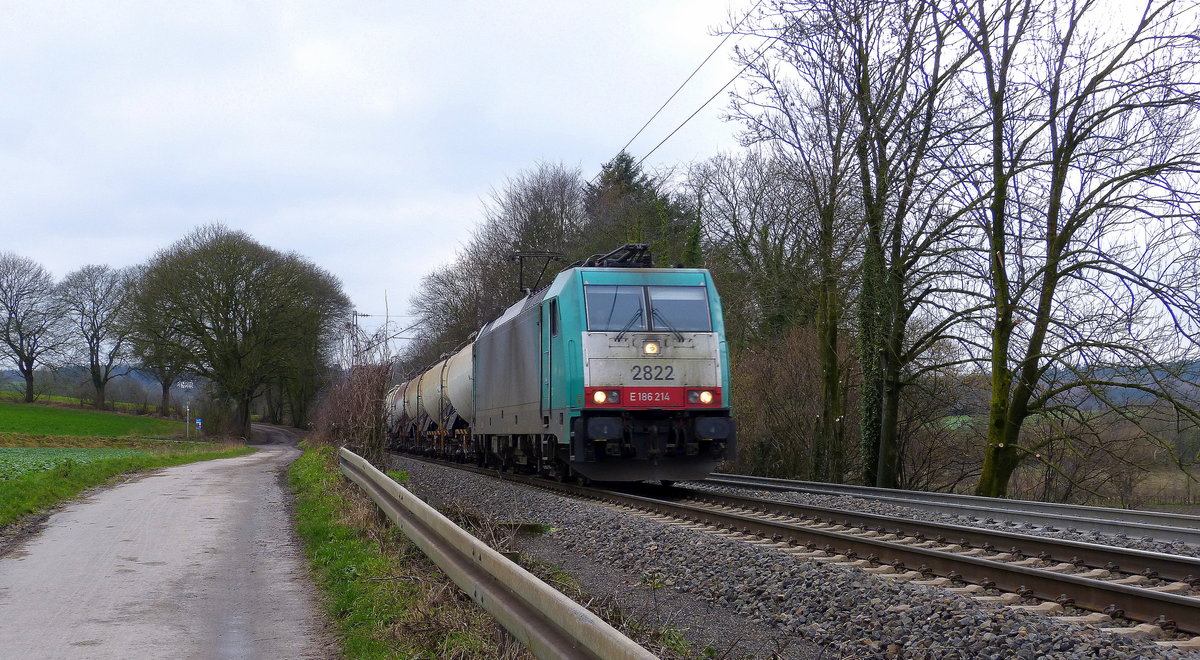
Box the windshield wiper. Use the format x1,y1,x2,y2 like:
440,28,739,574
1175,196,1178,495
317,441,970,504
652,308,685,342
614,308,643,342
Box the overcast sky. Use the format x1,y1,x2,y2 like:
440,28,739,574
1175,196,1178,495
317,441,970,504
0,1,751,336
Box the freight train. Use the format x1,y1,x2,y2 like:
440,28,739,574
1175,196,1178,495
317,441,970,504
386,244,734,482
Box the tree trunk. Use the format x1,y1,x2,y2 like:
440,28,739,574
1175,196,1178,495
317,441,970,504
816,218,844,482
876,350,901,488
857,233,886,485
875,267,906,489
817,327,842,482
90,362,105,410
158,379,173,417
94,381,106,410
19,356,34,403
978,338,1019,496
976,425,1022,497
235,396,253,441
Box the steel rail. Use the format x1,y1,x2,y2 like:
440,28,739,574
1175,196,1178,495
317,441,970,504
583,486,1200,636
390,454,1200,634
704,474,1200,545
339,449,655,660
677,487,1200,584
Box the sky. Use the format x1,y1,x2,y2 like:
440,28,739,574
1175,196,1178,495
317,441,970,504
0,1,752,339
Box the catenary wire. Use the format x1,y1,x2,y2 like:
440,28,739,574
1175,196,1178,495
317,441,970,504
614,0,765,159
634,34,774,170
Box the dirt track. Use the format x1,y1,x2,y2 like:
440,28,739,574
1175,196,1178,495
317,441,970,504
0,426,334,659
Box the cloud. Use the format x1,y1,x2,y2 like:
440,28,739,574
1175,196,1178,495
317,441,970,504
0,0,747,320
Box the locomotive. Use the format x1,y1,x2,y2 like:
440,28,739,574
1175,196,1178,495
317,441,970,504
386,244,735,482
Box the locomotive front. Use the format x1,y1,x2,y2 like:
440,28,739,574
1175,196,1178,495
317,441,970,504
566,265,735,482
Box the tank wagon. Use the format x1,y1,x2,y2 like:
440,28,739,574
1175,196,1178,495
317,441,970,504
387,244,735,482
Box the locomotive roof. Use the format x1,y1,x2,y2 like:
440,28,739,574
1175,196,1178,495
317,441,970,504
477,266,714,336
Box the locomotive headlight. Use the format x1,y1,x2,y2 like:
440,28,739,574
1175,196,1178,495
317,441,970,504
593,390,620,404
699,390,714,404
688,390,715,404
642,341,660,355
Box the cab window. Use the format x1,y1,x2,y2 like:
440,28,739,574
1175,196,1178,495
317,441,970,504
584,285,646,331
648,286,711,332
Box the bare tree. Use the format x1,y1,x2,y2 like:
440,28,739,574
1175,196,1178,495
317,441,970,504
689,149,861,480
690,151,820,338
405,161,587,372
0,252,66,402
729,0,980,486
57,264,134,409
948,0,1200,497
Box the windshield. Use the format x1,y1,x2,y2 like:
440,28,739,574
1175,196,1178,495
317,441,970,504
585,285,646,331
648,286,711,332
585,284,712,332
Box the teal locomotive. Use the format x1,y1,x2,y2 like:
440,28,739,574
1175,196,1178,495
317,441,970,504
387,245,735,482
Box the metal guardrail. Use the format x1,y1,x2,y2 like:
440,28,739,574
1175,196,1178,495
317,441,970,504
337,448,657,660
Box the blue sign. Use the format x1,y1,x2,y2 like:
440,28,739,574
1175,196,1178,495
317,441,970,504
195,418,203,430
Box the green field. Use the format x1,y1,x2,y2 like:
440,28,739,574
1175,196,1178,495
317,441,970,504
0,400,248,527
0,401,183,438
0,447,151,480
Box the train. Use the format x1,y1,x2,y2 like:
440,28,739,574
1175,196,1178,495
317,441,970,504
386,244,735,482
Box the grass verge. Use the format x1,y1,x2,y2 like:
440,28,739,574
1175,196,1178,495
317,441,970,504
288,444,529,660
0,443,252,528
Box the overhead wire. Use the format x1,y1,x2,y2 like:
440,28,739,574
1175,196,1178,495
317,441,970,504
634,35,774,170
615,0,765,159
593,0,772,179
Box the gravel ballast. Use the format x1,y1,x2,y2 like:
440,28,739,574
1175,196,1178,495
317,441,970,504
389,456,1199,659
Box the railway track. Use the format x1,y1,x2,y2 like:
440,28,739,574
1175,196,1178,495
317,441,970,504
657,485,1200,637
701,473,1200,546
391,454,1200,645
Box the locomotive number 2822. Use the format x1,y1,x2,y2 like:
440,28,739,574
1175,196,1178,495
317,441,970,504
631,364,674,381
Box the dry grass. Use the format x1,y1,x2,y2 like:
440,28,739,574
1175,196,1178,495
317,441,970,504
290,445,531,659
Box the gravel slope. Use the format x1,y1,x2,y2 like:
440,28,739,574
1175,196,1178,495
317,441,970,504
390,456,1199,660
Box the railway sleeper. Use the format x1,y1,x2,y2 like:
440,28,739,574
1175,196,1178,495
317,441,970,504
1102,623,1166,639
1157,637,1200,650
1059,612,1112,625
1075,568,1112,579
1009,602,1064,615
1148,581,1192,594
973,592,1023,605
1114,575,1150,585
911,576,953,586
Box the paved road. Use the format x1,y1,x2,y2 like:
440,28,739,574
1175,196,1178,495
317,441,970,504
0,426,333,659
